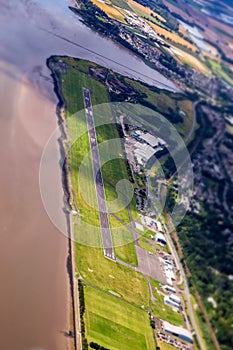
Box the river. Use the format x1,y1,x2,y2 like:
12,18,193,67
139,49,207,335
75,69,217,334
0,1,177,349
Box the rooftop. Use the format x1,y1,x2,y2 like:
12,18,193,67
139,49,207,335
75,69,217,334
163,321,193,342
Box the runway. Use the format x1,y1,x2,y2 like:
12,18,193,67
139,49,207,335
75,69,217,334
82,87,115,260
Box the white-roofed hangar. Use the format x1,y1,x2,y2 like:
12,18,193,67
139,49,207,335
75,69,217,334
163,321,193,344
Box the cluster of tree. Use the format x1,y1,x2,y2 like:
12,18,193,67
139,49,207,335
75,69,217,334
150,318,156,329
78,280,88,350
176,206,233,349
90,342,110,350
158,54,186,78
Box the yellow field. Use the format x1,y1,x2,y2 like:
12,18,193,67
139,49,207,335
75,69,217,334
128,0,166,22
91,0,126,23
168,46,208,74
147,21,196,52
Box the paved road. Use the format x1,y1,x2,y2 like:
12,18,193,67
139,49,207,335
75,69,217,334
82,87,115,261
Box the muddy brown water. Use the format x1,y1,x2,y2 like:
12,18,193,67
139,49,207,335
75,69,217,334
0,1,178,349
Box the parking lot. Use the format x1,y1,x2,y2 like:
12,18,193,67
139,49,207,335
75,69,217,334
136,246,167,284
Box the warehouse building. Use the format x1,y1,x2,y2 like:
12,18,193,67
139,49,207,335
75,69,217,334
138,132,166,148
134,142,155,165
170,294,181,305
164,285,176,293
164,295,180,309
163,321,193,344
156,232,167,245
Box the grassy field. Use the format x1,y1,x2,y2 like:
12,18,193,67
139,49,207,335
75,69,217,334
62,65,109,230
157,339,176,350
124,78,196,142
109,216,138,266
150,280,184,326
84,286,155,350
61,58,139,228
139,238,155,254
207,58,233,86
75,241,150,307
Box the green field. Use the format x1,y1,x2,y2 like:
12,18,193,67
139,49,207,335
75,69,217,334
150,278,184,326
75,241,149,307
124,78,196,142
84,286,155,350
157,338,176,350
207,58,233,86
110,216,138,266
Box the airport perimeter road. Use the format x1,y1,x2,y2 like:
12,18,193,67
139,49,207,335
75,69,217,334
82,87,115,261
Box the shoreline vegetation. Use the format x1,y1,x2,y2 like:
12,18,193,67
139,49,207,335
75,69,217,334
47,57,79,350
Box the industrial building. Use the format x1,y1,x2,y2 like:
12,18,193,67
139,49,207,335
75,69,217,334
169,293,181,305
156,220,162,232
165,269,175,281
164,295,180,309
134,141,155,165
163,321,193,344
164,285,176,293
156,232,167,245
136,132,166,148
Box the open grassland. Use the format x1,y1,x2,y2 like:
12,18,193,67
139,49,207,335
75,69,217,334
84,286,155,350
125,78,196,142
62,60,139,223
109,215,138,265
128,0,166,23
157,339,176,350
96,123,135,223
150,280,184,326
62,65,109,228
139,238,155,254
75,241,150,307
147,21,196,52
207,58,233,86
151,298,184,326
91,0,126,23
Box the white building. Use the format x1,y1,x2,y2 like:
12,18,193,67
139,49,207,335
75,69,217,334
164,285,176,293
134,142,155,165
170,294,181,305
163,321,193,344
164,295,180,309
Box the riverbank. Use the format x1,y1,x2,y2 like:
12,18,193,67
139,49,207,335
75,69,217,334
47,57,80,350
